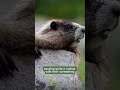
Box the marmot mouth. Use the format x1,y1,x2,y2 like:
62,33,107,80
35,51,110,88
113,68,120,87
76,38,80,42
75,35,84,42
80,35,84,39
78,35,84,40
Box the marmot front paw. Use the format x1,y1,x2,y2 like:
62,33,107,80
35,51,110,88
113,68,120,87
35,46,42,59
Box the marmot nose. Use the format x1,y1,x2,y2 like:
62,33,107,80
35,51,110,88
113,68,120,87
81,29,85,33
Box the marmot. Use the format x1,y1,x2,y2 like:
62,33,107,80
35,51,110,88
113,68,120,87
35,19,85,65
0,0,34,78
86,0,120,89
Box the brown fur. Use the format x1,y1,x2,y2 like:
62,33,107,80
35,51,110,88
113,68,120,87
36,20,79,52
0,0,34,81
35,19,84,66
0,0,34,53
86,0,120,89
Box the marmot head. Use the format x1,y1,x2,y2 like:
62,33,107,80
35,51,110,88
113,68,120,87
86,0,120,53
35,19,85,51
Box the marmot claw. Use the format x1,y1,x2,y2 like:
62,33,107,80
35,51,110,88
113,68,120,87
35,46,42,59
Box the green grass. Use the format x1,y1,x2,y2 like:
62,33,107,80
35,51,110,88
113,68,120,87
78,55,85,85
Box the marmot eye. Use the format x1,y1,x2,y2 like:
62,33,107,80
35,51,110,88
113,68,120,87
65,25,73,30
50,21,57,30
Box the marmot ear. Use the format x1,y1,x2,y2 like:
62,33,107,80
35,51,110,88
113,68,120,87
50,21,57,30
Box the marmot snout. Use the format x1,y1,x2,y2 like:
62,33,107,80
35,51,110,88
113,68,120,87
73,22,85,42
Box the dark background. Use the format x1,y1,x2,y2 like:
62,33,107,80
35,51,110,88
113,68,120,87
0,0,18,18
0,0,34,89
106,19,120,90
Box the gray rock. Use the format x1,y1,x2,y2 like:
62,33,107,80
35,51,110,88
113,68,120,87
35,50,83,90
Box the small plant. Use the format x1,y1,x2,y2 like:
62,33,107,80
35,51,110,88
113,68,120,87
49,78,56,86
48,78,56,90
48,78,60,90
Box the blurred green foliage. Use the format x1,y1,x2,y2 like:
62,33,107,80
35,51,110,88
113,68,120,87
35,0,85,20
79,56,85,86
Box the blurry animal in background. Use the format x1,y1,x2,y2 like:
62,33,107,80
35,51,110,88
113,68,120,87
86,0,120,89
0,0,35,89
0,0,34,79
